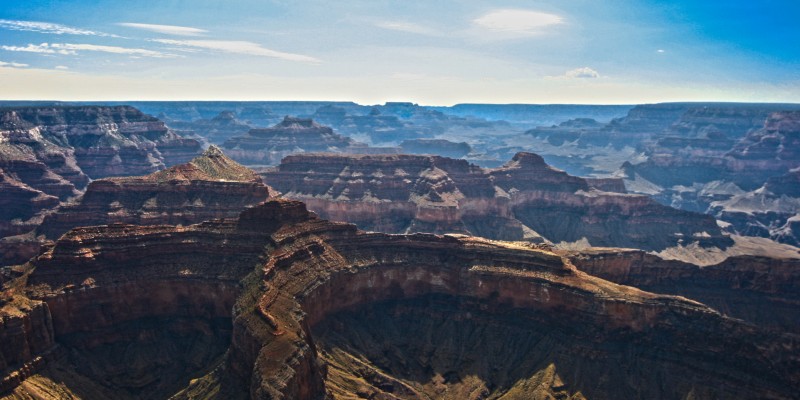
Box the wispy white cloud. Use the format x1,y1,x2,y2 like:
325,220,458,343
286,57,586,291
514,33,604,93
118,22,208,37
0,61,28,68
54,65,69,70
1,43,74,54
1,43,175,58
474,9,563,35
0,19,116,37
375,21,438,36
152,39,320,63
564,67,600,79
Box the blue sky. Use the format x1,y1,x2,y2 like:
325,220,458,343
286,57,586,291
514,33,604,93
0,0,797,104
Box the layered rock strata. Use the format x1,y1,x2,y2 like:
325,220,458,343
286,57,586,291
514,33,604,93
0,200,796,399
262,152,729,250
37,146,271,240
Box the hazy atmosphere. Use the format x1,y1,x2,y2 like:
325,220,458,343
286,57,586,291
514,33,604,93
1,0,798,103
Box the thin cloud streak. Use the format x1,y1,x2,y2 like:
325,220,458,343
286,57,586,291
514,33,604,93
0,19,117,37
2,43,175,58
118,23,208,37
153,39,320,63
375,21,439,36
0,61,28,68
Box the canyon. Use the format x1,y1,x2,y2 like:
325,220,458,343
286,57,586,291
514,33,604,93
2,200,798,399
1,101,799,399
260,152,729,250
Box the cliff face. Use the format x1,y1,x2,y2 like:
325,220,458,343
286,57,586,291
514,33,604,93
262,152,729,250
222,116,362,165
1,200,795,399
37,146,271,240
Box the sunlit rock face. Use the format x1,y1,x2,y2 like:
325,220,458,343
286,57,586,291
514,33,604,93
262,151,729,250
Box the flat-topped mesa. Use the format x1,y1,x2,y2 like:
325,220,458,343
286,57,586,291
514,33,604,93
1,199,796,399
222,116,360,165
263,151,729,250
36,146,270,239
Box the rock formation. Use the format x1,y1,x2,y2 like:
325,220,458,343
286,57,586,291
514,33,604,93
0,200,797,399
222,116,364,165
37,145,271,240
262,152,729,250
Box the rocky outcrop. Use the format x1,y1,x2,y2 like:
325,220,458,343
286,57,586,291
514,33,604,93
262,152,729,250
0,200,796,399
222,116,363,165
36,146,271,240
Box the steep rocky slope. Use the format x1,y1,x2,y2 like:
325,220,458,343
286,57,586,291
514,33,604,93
262,152,729,250
0,200,797,399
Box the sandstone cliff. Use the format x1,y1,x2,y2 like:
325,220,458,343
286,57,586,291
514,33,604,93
0,200,796,399
262,152,729,250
